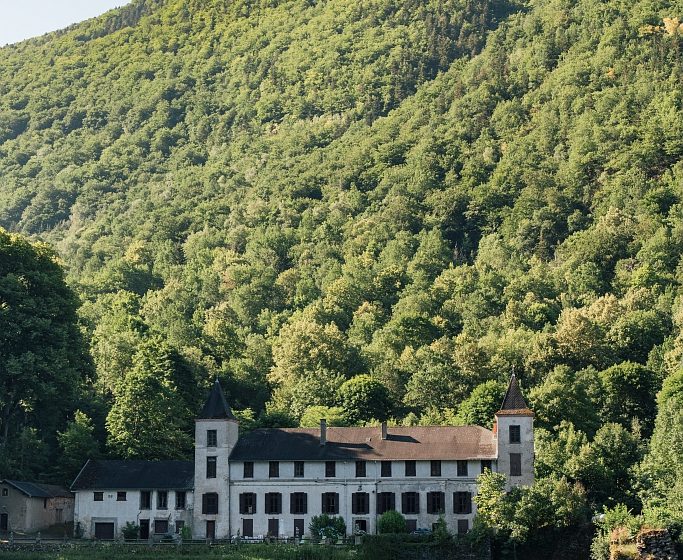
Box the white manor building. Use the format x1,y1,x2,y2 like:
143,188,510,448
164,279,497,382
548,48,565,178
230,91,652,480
71,375,534,540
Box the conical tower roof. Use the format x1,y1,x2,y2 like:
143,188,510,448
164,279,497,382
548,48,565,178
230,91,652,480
198,380,237,420
496,373,533,416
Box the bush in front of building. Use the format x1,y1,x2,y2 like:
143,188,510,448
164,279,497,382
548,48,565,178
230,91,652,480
309,514,347,541
377,511,408,534
121,522,139,540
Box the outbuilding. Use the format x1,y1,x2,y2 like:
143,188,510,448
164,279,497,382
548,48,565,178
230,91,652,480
0,480,74,534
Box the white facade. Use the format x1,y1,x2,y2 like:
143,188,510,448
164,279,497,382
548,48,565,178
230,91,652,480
224,458,490,538
73,488,193,540
72,375,535,540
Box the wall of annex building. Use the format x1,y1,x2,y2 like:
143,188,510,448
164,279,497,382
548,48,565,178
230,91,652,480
217,458,496,538
73,489,193,539
0,484,73,533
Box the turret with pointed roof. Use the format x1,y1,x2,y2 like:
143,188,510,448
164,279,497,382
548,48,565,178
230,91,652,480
194,379,238,539
496,373,534,417
198,379,237,420
494,373,534,488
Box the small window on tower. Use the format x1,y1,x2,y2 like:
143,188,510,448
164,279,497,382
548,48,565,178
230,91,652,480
207,429,217,447
509,425,521,444
206,456,217,479
510,453,522,477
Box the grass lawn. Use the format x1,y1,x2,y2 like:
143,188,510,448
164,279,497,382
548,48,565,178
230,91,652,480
0,544,355,560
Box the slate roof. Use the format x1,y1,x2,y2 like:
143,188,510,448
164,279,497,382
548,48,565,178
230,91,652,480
2,480,72,499
497,374,534,416
198,380,236,420
229,425,496,461
70,460,194,491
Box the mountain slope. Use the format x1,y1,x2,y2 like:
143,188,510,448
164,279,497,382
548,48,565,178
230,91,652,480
1,0,683,496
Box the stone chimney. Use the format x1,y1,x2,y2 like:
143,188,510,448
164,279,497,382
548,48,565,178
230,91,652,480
320,418,327,446
381,421,388,440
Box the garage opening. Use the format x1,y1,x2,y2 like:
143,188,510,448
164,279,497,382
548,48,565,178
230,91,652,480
94,522,115,540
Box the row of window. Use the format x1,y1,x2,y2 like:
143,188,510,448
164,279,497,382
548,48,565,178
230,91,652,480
93,491,186,510
236,517,470,538
214,491,473,516
205,426,521,449
239,459,493,479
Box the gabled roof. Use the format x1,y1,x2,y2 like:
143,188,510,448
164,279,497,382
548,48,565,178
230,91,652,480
1,480,72,499
229,425,496,461
197,380,236,420
70,460,194,491
496,374,534,416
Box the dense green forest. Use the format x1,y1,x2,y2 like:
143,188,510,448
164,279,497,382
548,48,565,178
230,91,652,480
1,0,683,554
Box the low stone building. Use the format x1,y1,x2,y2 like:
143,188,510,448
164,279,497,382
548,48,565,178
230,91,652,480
70,373,534,540
0,480,74,534
71,460,193,540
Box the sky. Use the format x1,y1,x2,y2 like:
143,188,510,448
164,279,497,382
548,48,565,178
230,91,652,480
0,0,131,47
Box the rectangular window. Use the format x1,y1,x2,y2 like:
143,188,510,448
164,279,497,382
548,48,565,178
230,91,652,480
207,429,217,447
294,461,305,478
1,488,7,496
175,520,184,534
202,492,218,515
355,519,368,533
509,425,521,444
457,460,468,477
352,492,369,515
175,491,186,510
294,519,305,538
117,491,126,501
427,492,445,514
269,461,280,478
404,460,416,477
94,492,103,502
457,519,469,535
268,518,279,537
401,492,419,515
243,461,254,478
239,492,256,514
322,492,339,514
381,461,392,477
140,491,151,509
242,519,253,538
157,491,168,510
325,461,336,477
430,460,441,477
290,492,308,515
376,492,395,514
265,492,282,514
453,492,472,514
154,520,168,534
355,460,366,478
510,453,522,476
206,456,217,479
406,519,417,533
481,460,492,473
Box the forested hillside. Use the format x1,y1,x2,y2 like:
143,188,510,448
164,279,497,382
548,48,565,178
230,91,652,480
1,0,683,548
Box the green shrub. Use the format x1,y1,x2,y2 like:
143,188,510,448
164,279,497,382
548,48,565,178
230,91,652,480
377,510,407,534
121,522,139,540
309,514,346,541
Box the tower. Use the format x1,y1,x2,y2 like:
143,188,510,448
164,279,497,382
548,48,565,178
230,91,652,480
193,380,238,539
494,374,534,489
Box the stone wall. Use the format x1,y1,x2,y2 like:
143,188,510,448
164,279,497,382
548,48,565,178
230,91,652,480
636,529,678,560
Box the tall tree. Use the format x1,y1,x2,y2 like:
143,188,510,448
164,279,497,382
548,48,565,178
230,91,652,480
0,229,91,476
106,337,194,459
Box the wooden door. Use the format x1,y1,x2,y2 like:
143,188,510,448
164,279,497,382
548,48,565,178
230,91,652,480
0,513,8,532
206,520,216,540
242,518,253,537
293,519,305,539
139,519,150,539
